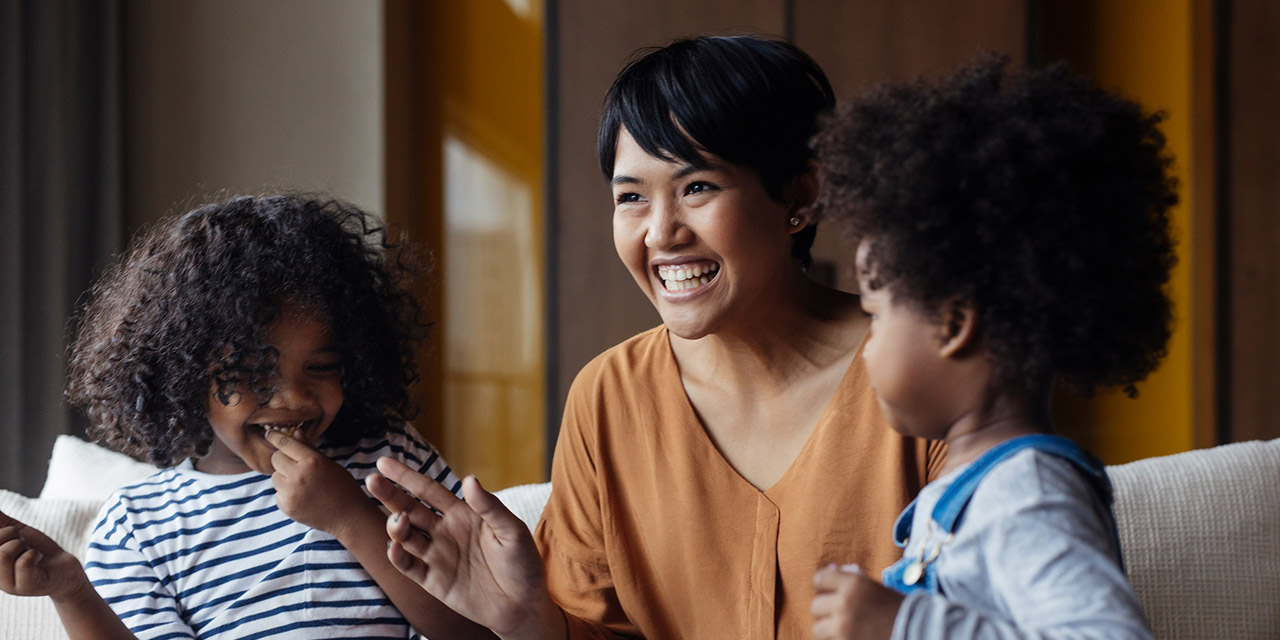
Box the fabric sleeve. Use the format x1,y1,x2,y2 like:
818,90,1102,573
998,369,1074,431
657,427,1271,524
534,364,638,640
84,498,194,640
892,455,1153,640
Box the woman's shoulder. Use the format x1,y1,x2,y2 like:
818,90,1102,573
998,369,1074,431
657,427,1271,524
570,324,671,390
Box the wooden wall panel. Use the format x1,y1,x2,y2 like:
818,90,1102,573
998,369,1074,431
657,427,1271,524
1227,0,1280,441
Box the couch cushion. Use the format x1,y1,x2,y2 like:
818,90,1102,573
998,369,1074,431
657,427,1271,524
1108,438,1280,640
39,435,157,502
0,489,103,640
494,482,553,532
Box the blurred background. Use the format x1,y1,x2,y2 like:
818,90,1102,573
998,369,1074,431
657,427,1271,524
3,0,1277,497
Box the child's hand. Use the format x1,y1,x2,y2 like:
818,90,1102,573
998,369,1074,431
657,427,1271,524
366,457,565,640
266,430,372,539
0,510,92,601
811,564,904,640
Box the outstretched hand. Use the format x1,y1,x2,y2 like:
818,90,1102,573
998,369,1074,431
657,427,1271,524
811,564,903,640
0,510,91,601
365,458,564,640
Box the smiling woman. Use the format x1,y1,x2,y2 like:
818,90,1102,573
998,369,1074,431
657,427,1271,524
365,35,947,640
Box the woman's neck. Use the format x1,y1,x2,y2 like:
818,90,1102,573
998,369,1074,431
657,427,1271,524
669,277,866,394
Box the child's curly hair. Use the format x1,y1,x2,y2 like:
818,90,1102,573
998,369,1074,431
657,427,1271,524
66,194,429,466
815,56,1178,395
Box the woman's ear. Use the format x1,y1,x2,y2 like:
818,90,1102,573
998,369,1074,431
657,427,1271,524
937,299,980,358
784,163,822,231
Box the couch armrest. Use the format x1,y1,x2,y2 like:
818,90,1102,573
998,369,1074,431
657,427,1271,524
1108,438,1280,640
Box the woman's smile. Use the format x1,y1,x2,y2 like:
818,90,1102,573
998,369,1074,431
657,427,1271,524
611,128,802,339
655,261,720,293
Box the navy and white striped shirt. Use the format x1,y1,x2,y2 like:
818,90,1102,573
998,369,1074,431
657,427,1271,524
85,424,461,640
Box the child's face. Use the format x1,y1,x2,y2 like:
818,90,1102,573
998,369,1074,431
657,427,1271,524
199,302,344,475
856,241,953,440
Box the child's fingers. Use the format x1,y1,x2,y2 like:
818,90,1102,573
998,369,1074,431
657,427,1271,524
813,564,852,593
375,457,464,514
269,448,299,477
264,429,315,462
1,518,61,556
0,536,27,590
811,614,841,640
14,546,45,582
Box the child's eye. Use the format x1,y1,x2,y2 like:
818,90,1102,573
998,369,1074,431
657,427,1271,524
684,181,718,196
615,192,644,205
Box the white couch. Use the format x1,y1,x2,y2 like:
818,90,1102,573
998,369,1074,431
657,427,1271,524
2,436,1277,639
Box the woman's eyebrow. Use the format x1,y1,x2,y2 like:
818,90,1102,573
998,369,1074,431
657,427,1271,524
671,162,723,181
610,174,641,187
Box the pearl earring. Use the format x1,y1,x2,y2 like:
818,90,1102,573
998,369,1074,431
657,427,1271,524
788,216,802,227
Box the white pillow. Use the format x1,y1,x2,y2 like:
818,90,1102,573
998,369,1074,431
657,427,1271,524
39,435,158,502
494,482,552,532
1108,438,1280,640
0,489,103,640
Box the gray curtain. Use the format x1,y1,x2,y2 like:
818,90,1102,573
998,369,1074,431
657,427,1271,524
0,0,123,497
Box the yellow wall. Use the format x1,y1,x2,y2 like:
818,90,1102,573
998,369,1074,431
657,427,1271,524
1044,0,1214,463
392,0,546,488
442,0,545,487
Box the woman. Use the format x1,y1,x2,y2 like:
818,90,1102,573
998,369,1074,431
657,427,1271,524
366,35,945,639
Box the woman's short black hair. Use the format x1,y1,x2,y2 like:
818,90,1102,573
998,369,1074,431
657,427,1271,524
815,56,1178,395
66,194,429,466
598,34,836,267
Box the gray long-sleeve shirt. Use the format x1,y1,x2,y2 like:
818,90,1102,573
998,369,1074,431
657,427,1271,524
891,448,1154,639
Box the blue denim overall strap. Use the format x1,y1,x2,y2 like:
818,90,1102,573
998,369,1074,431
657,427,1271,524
882,434,1115,595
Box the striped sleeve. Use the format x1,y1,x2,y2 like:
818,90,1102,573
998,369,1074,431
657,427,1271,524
85,482,195,640
385,424,464,498
338,423,464,499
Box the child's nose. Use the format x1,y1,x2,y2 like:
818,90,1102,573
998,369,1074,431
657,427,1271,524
267,378,315,409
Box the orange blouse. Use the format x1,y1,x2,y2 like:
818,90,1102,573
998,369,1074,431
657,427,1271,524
535,326,944,639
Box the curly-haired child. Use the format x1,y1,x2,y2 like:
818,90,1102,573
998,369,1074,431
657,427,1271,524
808,57,1174,639
0,194,490,639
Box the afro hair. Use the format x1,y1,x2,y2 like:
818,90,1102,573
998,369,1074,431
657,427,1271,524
814,56,1178,395
66,194,430,466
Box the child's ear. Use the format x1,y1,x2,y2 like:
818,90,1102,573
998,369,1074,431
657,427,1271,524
937,299,979,358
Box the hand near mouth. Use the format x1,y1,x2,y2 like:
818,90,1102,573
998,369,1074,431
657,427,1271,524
266,429,370,539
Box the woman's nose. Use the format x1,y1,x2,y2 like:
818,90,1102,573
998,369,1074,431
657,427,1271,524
644,200,691,250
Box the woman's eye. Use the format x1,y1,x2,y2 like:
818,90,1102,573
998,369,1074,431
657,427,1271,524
309,362,341,374
615,192,643,205
684,181,718,196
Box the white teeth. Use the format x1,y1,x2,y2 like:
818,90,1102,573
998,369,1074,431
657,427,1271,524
263,422,305,438
656,262,719,291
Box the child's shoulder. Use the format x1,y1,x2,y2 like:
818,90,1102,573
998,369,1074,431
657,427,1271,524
971,448,1107,516
326,422,437,464
328,423,463,498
